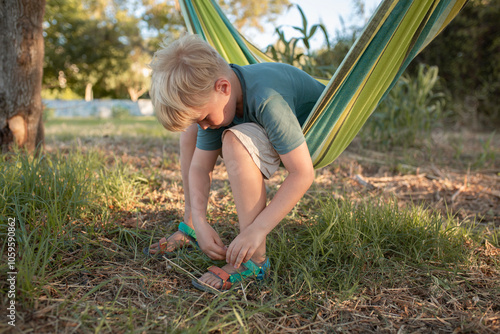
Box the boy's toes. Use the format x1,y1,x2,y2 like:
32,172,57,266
197,264,240,290
208,276,222,289
148,237,167,254
147,231,192,255
199,273,221,289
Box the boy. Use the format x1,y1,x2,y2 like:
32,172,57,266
146,35,325,291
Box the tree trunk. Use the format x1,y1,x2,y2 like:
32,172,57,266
128,86,148,102
0,0,46,153
85,83,93,101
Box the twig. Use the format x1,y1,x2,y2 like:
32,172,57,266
161,256,223,295
354,174,377,190
484,189,500,199
431,164,445,179
368,174,426,182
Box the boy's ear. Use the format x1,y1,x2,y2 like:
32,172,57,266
215,78,231,95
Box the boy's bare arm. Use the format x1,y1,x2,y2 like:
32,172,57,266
226,141,315,268
189,147,227,260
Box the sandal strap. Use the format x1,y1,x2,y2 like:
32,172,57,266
205,259,270,290
248,258,270,280
156,222,197,254
229,258,270,283
178,222,197,241
208,266,232,290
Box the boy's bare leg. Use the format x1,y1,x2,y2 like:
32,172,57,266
179,124,198,227
197,131,267,288
148,124,198,254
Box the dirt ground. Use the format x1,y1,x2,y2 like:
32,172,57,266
115,128,500,332
15,127,498,333
92,127,499,229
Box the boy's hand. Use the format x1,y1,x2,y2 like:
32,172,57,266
195,222,227,260
226,227,266,269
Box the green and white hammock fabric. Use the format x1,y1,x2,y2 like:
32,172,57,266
179,0,468,169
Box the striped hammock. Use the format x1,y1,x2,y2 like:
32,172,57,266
179,0,468,169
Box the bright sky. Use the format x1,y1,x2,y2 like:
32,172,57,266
245,0,382,50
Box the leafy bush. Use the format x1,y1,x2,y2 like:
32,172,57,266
361,64,448,148
266,4,333,78
411,0,500,126
41,88,81,100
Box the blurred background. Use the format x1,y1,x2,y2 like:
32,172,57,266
41,0,499,131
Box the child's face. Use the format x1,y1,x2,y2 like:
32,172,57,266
194,81,236,130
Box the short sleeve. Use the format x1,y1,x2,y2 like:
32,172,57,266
258,96,305,155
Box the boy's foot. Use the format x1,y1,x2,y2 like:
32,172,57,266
143,222,198,257
192,258,270,292
146,230,192,255
198,263,241,290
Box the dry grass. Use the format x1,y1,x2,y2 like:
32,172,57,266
1,121,499,333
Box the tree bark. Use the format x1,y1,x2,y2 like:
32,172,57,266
0,0,46,153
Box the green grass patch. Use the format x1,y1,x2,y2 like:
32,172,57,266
156,194,478,332
1,121,497,332
0,147,150,307
268,196,471,294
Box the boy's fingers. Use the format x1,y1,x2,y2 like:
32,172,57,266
226,242,236,263
215,243,227,256
234,247,251,269
207,249,225,260
243,253,252,264
213,244,225,254
229,245,241,267
226,245,238,267
234,252,245,269
201,240,226,260
215,238,226,249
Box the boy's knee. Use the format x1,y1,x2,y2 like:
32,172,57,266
221,130,243,154
221,131,246,176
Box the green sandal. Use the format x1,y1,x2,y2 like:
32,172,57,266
192,258,270,293
143,222,198,258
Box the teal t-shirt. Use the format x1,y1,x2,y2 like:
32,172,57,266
196,63,325,155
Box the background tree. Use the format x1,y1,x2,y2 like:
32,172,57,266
140,0,186,51
0,0,46,153
410,0,500,125
43,0,291,100
309,15,361,79
112,48,152,101
43,0,144,99
220,0,290,31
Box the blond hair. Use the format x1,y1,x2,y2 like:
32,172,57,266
149,35,231,132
